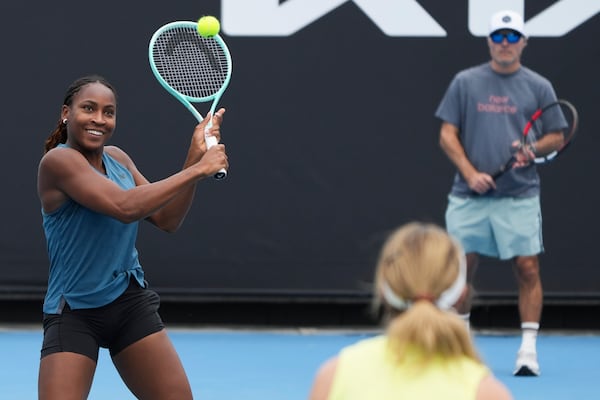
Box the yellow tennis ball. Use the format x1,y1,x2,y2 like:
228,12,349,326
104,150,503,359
197,16,220,37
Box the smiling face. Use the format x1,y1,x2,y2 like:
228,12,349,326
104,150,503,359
487,29,527,74
62,82,117,153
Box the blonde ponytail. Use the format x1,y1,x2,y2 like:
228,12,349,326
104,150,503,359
386,301,480,363
373,222,481,364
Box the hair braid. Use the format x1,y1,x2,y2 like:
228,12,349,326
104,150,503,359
43,119,68,153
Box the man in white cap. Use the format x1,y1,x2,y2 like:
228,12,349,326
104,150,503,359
435,10,566,377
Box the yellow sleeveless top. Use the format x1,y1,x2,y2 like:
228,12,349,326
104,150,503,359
328,335,489,400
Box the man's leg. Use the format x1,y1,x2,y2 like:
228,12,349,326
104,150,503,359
512,254,543,376
455,253,479,331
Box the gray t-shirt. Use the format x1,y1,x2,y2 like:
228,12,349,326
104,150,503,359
435,63,559,197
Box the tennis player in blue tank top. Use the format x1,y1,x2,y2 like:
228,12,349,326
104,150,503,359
37,75,228,400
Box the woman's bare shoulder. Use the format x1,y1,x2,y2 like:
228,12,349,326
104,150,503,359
476,374,513,400
104,145,134,167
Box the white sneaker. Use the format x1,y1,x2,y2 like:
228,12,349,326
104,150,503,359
513,351,540,376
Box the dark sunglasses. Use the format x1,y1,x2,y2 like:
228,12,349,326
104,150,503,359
490,31,522,44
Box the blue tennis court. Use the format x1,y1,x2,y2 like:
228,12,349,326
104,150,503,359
1,327,598,399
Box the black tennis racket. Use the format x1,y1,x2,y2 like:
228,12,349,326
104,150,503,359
492,99,579,180
149,21,232,179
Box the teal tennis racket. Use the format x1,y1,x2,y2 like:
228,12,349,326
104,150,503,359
149,21,232,179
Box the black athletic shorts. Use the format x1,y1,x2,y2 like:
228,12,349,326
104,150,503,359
41,279,165,362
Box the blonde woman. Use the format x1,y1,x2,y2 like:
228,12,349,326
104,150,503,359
309,222,512,400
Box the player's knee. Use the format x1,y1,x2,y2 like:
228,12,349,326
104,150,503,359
514,257,540,281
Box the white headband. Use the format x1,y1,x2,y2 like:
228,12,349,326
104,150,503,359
381,251,466,311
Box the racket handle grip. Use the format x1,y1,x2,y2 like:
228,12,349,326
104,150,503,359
205,134,227,180
214,169,227,179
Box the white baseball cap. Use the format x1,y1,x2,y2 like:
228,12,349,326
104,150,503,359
489,10,527,37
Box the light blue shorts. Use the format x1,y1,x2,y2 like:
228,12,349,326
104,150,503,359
445,195,543,260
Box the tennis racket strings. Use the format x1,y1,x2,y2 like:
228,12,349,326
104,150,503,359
151,26,230,99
